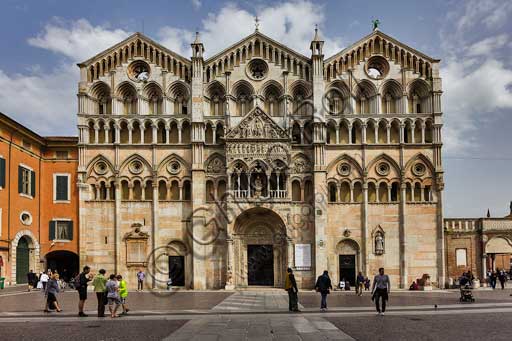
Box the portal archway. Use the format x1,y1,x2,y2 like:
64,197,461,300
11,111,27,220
485,236,512,271
336,239,361,287
232,207,288,287
46,250,79,282
11,230,40,285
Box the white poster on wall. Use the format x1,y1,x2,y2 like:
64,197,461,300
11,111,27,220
294,244,312,270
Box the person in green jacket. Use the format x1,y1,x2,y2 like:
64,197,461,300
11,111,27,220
117,274,130,315
92,269,107,317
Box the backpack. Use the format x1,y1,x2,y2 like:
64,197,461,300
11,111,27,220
74,274,82,290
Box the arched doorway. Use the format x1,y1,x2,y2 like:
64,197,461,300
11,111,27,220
233,207,288,287
336,239,361,287
46,250,79,282
16,237,30,284
485,236,512,271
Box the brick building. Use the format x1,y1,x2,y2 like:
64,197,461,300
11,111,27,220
0,113,78,285
444,203,512,282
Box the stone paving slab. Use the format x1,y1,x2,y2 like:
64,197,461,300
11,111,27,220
165,314,355,340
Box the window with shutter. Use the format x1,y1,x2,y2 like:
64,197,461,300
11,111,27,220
53,220,72,241
0,157,5,188
18,166,32,196
55,175,69,201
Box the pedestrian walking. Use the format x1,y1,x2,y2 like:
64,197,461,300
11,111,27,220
75,266,92,317
285,268,300,312
40,271,49,291
117,275,130,315
44,273,62,313
356,272,365,296
106,274,121,318
371,267,390,316
26,270,36,292
92,269,107,317
364,277,370,291
498,269,507,290
137,270,145,291
315,270,332,311
490,271,497,289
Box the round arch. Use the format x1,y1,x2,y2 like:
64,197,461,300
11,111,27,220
232,207,288,288
45,250,79,282
11,230,40,284
335,238,361,287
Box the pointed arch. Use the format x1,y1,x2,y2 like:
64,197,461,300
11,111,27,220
404,153,435,175
326,154,364,176
157,153,191,174
86,154,115,177
366,153,401,175
119,154,152,174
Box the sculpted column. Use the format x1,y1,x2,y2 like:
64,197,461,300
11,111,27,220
190,33,208,289
310,28,328,278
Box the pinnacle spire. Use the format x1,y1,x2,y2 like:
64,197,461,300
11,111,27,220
312,24,322,41
193,31,201,44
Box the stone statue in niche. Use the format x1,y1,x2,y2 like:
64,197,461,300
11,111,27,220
254,175,263,197
375,231,384,255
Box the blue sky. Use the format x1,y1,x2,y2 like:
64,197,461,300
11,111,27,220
0,0,511,217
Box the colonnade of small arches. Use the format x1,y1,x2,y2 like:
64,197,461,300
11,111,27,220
82,80,190,116
205,38,310,82
326,180,433,204
86,37,190,82
85,118,197,145
325,78,432,115
324,34,432,80
324,117,434,145
89,177,192,202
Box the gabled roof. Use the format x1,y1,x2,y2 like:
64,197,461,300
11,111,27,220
78,32,190,67
205,30,311,65
325,29,440,64
225,106,289,140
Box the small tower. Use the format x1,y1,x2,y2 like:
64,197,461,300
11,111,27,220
191,31,204,78
310,25,324,57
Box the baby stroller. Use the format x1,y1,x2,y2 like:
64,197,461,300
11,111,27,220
459,284,475,302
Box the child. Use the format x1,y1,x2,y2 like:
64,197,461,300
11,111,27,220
117,275,129,315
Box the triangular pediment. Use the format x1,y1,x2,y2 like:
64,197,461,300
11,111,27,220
205,31,310,67
78,32,190,67
325,30,439,64
225,106,288,140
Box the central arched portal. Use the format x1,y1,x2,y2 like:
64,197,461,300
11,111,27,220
233,208,288,288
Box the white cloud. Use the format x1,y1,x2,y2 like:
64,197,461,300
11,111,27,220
442,56,512,154
3,2,345,136
191,0,202,10
27,18,130,62
466,34,508,57
0,63,77,136
157,1,343,58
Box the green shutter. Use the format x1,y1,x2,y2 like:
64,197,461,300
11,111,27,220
68,221,74,240
56,176,68,201
30,170,36,196
18,166,23,193
49,221,56,240
0,157,5,188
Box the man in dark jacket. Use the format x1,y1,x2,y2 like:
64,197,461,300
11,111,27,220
315,270,332,311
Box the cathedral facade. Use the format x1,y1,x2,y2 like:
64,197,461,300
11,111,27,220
76,27,444,290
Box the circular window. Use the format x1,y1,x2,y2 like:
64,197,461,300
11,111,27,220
129,160,144,174
337,163,351,176
167,161,181,175
20,211,32,226
128,60,151,82
94,161,108,175
376,162,390,176
246,58,268,81
365,56,389,80
412,163,426,176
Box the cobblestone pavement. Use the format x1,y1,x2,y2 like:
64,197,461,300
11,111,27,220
1,289,512,340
